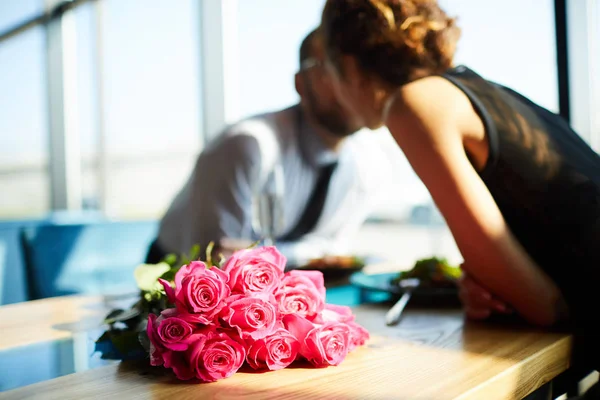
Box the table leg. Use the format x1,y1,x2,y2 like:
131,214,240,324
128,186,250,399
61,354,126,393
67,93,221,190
523,381,552,400
552,367,596,399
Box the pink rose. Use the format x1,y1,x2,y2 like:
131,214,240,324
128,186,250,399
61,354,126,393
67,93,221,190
146,314,198,380
346,321,370,352
189,331,246,382
221,295,279,340
276,270,326,320
313,304,369,352
146,312,196,380
155,308,196,351
171,261,230,324
314,303,355,324
284,314,350,367
246,328,300,371
312,322,350,366
222,246,285,295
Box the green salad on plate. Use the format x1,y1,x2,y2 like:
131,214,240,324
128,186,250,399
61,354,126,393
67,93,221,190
391,257,462,288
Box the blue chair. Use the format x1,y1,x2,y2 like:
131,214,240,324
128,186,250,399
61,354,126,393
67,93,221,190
22,221,158,299
0,226,29,305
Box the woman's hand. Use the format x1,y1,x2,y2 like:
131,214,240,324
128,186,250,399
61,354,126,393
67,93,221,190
458,267,513,320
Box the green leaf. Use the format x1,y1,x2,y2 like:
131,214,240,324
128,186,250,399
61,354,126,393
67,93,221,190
109,329,145,355
217,253,226,268
95,330,112,343
104,308,125,322
138,329,150,352
134,262,171,292
205,241,214,267
163,253,178,267
104,308,141,325
143,291,155,302
189,244,201,261
179,253,189,266
158,265,180,283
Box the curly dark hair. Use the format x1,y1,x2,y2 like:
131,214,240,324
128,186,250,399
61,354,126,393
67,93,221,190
321,0,461,86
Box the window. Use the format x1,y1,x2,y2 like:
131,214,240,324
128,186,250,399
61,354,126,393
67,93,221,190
439,0,558,112
0,27,49,219
79,0,203,219
74,3,101,211
0,0,44,34
234,0,324,120
0,0,205,220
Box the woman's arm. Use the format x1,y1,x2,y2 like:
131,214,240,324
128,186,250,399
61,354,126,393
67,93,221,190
458,268,512,319
387,78,564,326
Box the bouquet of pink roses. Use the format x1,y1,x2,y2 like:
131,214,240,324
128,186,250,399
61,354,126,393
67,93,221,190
106,245,369,383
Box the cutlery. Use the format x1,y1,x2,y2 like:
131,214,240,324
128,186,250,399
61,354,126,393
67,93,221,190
385,278,420,326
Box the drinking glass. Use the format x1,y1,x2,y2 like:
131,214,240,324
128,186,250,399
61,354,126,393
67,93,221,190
252,164,284,246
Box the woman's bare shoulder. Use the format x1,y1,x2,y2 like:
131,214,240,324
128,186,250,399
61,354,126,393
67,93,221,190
399,76,469,118
389,76,480,143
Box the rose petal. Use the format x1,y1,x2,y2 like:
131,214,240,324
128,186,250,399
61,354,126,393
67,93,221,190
252,246,287,272
146,313,164,367
287,270,326,298
158,278,176,304
283,314,314,343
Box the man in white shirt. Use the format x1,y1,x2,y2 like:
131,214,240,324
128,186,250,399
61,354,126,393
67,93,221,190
146,28,388,266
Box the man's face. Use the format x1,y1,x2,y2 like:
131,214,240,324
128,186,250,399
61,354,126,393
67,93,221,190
298,39,364,137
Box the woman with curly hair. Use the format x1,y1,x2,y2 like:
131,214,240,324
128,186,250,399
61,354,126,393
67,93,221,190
320,0,600,380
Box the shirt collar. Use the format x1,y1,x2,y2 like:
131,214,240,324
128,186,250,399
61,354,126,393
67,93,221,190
295,105,341,167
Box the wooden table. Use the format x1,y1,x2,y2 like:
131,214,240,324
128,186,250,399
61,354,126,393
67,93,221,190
0,295,572,400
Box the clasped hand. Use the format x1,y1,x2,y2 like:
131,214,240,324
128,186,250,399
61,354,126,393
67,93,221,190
458,264,513,320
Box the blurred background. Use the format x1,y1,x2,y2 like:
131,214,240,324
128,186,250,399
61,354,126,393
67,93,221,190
3,0,599,221
0,0,598,303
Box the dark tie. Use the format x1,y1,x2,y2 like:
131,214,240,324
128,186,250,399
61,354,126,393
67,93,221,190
280,162,338,241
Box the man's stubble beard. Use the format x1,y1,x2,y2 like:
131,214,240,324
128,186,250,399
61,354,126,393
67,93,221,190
304,85,358,138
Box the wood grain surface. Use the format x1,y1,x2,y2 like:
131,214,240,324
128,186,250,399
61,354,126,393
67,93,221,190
0,295,109,352
0,297,571,400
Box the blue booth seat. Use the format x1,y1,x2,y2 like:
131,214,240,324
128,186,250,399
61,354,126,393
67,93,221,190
22,220,158,299
0,226,30,305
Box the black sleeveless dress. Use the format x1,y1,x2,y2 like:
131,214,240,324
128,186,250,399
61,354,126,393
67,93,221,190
442,66,600,370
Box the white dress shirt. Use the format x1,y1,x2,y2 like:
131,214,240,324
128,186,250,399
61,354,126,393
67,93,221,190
157,104,390,264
